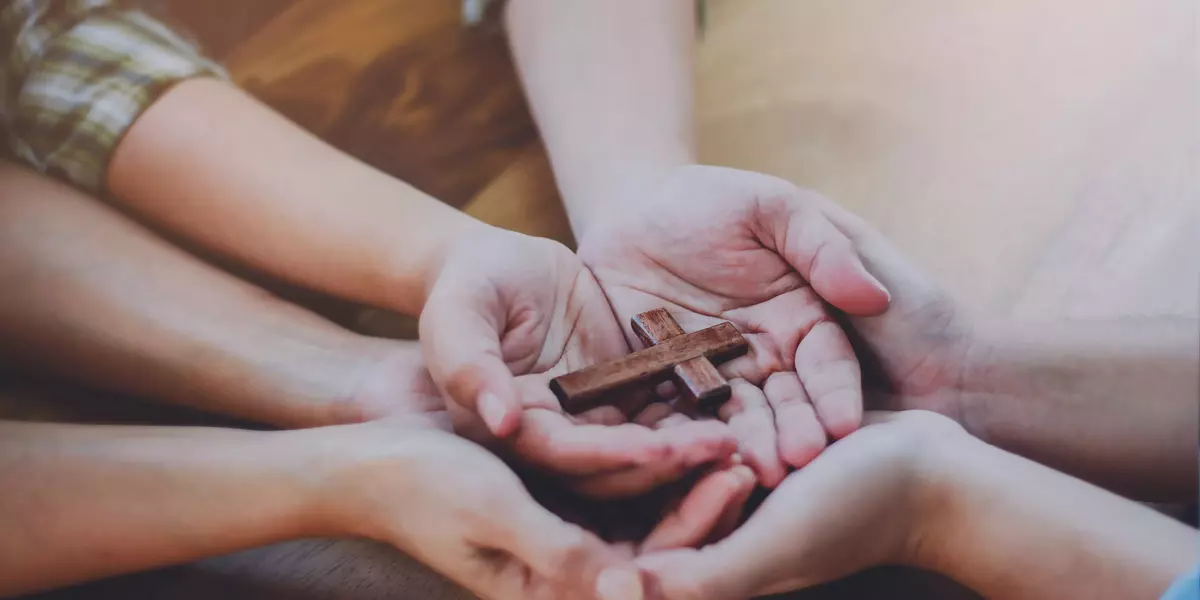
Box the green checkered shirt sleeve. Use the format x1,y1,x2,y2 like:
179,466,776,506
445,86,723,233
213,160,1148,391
0,0,228,193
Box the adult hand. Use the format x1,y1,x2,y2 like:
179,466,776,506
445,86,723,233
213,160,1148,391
809,197,980,420
635,411,968,599
576,166,891,486
420,226,737,498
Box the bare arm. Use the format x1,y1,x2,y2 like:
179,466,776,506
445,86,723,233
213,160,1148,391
0,417,637,600
920,421,1197,599
106,78,486,317
505,0,696,237
962,318,1200,500
639,412,1197,600
0,163,402,428
0,421,321,596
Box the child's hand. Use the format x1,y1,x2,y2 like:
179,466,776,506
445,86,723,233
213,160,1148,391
420,226,737,499
300,417,635,600
635,411,968,599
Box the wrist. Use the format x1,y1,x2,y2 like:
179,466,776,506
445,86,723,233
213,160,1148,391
903,427,994,578
950,318,1023,446
223,429,342,540
561,159,692,244
268,426,380,539
290,421,436,540
384,207,492,316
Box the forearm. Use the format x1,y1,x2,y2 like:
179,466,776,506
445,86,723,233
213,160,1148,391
918,434,1197,599
106,77,485,316
506,0,696,237
0,163,388,428
960,318,1199,500
0,421,322,596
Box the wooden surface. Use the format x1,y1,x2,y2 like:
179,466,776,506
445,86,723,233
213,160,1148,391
16,0,1196,598
632,308,732,412
551,322,747,415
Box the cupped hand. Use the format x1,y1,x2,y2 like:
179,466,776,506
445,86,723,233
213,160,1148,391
420,226,737,498
306,417,635,600
635,411,969,600
811,197,981,419
576,166,890,486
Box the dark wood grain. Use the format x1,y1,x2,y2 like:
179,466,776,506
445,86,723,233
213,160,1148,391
631,309,732,412
550,321,748,414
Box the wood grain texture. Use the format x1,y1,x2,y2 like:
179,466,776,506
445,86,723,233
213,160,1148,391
631,309,731,412
551,321,747,414
220,0,538,210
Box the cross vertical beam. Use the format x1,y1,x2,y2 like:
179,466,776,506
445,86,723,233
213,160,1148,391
550,310,748,415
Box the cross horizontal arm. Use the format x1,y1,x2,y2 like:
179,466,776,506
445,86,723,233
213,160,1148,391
551,322,748,414
632,309,733,412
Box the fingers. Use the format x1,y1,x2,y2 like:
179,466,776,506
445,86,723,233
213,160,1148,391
569,417,737,498
636,548,747,600
638,466,819,600
719,379,788,487
758,192,890,316
420,284,523,437
639,465,756,554
511,409,672,475
761,372,828,469
793,321,863,439
484,494,635,600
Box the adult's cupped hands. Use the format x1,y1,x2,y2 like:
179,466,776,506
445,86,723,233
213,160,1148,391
574,165,892,486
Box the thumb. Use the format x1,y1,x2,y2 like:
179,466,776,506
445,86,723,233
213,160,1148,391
420,281,523,437
761,192,891,316
490,496,637,599
637,546,749,600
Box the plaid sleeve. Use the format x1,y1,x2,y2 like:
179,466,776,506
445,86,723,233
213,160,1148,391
0,0,228,193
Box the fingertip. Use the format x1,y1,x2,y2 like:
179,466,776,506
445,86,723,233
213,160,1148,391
727,465,757,492
735,438,786,489
754,457,789,489
596,567,644,600
816,392,863,440
777,418,827,468
478,390,521,437
815,258,891,316
853,259,892,311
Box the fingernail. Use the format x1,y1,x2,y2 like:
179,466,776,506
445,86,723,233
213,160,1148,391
731,465,756,485
478,392,509,435
861,264,891,303
596,568,643,600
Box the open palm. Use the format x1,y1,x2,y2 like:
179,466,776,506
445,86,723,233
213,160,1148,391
421,227,736,497
577,166,891,486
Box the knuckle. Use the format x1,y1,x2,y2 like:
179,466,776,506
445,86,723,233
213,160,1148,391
540,529,593,576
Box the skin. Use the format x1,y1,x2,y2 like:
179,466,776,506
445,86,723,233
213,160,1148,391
0,164,753,597
0,415,634,600
635,412,1198,600
0,161,395,429
504,0,1199,501
507,0,891,487
816,195,1200,501
0,335,753,599
99,77,736,498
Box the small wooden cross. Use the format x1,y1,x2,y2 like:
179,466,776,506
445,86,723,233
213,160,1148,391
550,309,748,415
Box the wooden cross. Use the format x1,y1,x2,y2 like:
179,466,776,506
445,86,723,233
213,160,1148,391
550,309,748,415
